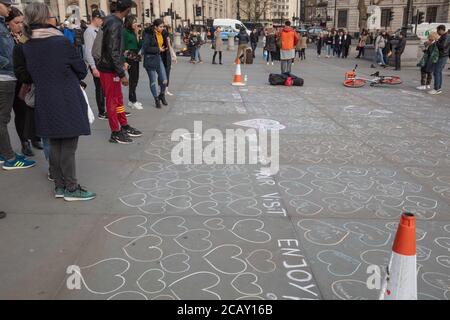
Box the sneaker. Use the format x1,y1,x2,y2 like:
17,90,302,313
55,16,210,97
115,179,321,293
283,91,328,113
2,156,36,170
125,112,131,117
266,62,269,65
426,85,431,89
428,89,442,95
271,62,274,65
64,185,96,202
166,90,174,96
55,187,65,198
416,85,426,90
128,101,143,110
110,131,133,144
98,112,108,120
122,125,142,137
48,171,54,182
0,155,4,164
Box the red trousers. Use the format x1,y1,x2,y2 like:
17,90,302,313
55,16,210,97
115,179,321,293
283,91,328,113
99,72,128,132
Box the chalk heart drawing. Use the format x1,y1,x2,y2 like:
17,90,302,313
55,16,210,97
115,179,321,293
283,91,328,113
289,199,323,216
228,198,262,217
203,218,226,230
360,249,391,267
323,198,363,215
169,272,221,300
78,258,130,295
161,253,191,273
212,180,233,190
229,173,252,184
157,171,179,181
138,202,167,215
422,272,450,291
344,222,391,247
165,195,192,209
122,235,163,262
108,291,148,300
435,237,450,252
317,250,361,277
228,184,256,198
385,222,427,241
230,219,271,244
436,256,450,269
416,246,432,262
307,166,340,179
150,216,188,236
149,188,175,199
133,178,158,191
166,179,191,190
192,201,220,216
211,192,234,203
189,185,215,197
151,295,176,300
445,225,450,233
104,215,148,239
402,207,436,220
298,220,349,246
119,193,147,207
174,229,213,252
406,196,437,210
136,269,166,294
279,167,307,180
311,180,347,194
231,272,263,296
332,280,377,300
140,162,164,173
279,181,313,197
203,244,247,275
190,174,214,185
233,119,286,130
246,249,276,273
338,176,374,191
344,190,373,204
404,167,435,179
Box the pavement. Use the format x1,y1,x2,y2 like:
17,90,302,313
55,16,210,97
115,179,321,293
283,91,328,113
1,45,450,300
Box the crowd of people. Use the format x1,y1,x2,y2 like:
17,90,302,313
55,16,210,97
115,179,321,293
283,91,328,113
0,0,178,202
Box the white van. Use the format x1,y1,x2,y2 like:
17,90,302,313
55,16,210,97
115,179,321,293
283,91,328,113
416,23,450,41
213,19,251,40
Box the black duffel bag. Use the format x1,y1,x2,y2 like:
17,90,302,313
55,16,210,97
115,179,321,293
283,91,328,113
269,73,304,86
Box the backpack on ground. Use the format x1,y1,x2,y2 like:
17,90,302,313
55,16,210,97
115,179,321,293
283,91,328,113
269,73,304,87
91,27,103,65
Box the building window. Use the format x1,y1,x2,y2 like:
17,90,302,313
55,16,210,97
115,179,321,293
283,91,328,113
381,8,392,28
337,9,348,28
426,6,438,23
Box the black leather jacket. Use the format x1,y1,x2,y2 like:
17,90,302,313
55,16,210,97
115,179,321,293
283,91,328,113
436,33,450,58
97,15,125,78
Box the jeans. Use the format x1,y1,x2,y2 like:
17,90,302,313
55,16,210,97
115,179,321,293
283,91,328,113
251,42,257,57
326,45,332,56
0,80,16,160
281,59,292,74
433,56,448,90
146,56,167,98
195,47,202,62
376,48,385,65
49,137,79,191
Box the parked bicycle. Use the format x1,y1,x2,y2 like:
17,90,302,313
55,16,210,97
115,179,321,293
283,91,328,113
343,65,402,88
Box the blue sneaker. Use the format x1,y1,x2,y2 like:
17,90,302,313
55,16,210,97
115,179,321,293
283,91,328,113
0,155,4,164
64,185,96,201
2,156,36,170
0,154,25,165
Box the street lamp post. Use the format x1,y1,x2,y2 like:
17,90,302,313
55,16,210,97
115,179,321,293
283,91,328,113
334,0,337,29
237,0,240,20
84,0,90,21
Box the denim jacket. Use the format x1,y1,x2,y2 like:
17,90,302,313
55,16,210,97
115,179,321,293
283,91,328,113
0,16,15,77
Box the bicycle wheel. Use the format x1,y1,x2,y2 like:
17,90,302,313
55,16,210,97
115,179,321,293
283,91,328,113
343,79,366,88
382,76,402,85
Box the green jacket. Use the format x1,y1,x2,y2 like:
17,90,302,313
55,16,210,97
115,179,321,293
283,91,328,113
123,29,142,53
418,42,439,68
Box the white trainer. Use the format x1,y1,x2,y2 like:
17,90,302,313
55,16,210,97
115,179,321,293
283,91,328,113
128,101,143,110
416,85,426,90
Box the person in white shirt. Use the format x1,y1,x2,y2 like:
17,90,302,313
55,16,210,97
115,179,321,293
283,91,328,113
83,10,107,119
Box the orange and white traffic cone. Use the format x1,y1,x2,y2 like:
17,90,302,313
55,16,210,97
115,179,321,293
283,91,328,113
232,58,245,86
379,212,417,300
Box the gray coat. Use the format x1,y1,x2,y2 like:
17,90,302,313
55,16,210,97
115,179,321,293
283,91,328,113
214,30,223,52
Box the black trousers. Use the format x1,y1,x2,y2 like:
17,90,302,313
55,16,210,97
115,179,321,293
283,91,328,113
356,46,365,58
395,53,402,70
12,93,37,143
127,60,140,103
49,137,79,191
213,51,222,63
90,68,105,115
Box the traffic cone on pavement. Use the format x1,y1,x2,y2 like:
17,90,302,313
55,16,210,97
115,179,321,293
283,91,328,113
379,212,417,300
232,58,245,86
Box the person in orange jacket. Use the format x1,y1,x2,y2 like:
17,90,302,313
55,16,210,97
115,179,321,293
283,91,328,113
278,21,299,74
